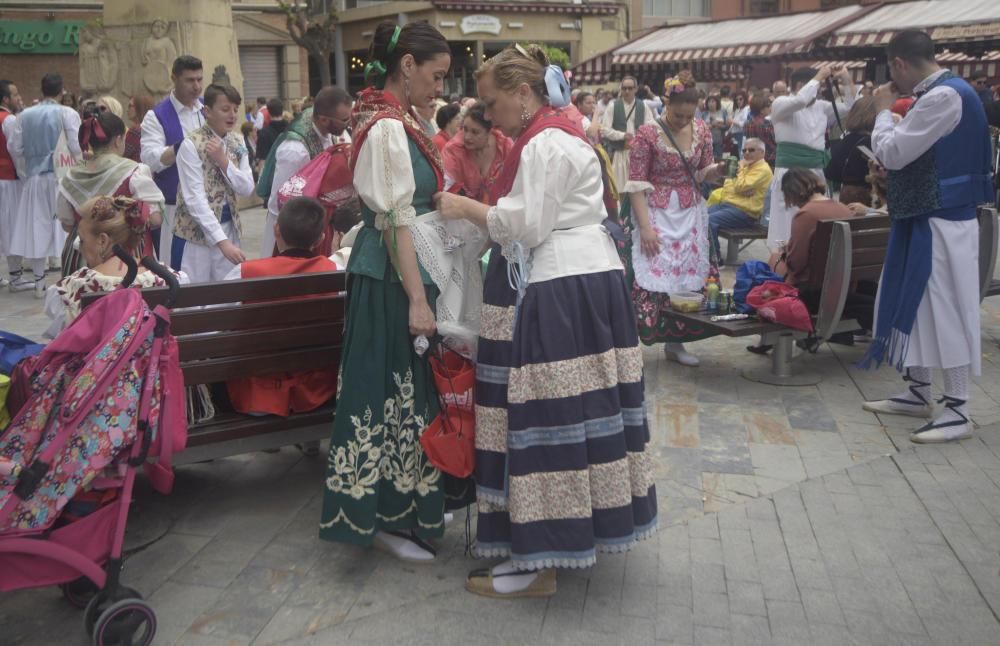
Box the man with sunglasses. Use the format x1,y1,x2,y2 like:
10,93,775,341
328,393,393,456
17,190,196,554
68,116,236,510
600,75,655,190
707,138,773,262
971,71,994,106
259,86,353,258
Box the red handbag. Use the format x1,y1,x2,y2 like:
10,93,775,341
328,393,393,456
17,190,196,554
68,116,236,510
419,347,476,478
746,281,814,333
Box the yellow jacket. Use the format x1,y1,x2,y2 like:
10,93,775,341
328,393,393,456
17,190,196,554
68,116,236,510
710,159,773,218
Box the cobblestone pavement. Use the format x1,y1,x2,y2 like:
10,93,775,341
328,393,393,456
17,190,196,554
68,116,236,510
2,210,1000,644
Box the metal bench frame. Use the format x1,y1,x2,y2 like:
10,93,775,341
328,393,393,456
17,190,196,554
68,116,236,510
719,225,768,265
747,206,999,385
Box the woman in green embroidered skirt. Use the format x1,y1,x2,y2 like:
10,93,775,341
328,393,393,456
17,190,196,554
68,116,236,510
318,21,457,562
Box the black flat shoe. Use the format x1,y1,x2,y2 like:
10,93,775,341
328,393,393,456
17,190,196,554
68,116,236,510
746,344,772,355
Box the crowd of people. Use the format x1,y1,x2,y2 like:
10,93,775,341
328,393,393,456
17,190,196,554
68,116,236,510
0,24,996,599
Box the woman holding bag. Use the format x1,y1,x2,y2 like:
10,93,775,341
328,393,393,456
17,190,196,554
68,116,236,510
318,20,466,563
623,75,727,366
436,44,657,599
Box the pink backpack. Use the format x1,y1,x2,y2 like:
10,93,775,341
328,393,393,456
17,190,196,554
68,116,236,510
0,288,185,532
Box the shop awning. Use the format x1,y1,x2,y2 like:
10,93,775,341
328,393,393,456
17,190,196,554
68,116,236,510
432,0,619,15
572,49,613,85
611,5,869,67
825,0,1000,54
936,49,1000,78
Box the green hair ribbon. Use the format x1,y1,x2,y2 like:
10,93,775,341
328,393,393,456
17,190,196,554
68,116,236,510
364,25,402,90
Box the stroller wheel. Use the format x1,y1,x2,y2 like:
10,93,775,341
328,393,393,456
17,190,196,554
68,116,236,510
91,598,156,646
84,586,142,637
61,577,100,609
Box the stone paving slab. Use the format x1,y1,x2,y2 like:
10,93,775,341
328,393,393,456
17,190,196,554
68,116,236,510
2,217,1000,644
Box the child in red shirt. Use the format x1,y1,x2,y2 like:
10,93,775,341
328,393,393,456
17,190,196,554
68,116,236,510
224,196,339,416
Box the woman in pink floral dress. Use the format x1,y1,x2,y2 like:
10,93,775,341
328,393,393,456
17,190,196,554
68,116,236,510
622,76,726,366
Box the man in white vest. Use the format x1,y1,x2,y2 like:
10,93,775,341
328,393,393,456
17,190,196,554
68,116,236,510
7,73,81,297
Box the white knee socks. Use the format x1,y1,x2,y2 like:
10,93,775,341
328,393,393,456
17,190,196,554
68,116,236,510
29,258,46,281
934,365,971,434
894,367,931,405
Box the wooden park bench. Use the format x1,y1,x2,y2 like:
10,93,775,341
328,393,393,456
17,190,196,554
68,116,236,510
719,223,768,266
82,272,346,464
666,206,998,386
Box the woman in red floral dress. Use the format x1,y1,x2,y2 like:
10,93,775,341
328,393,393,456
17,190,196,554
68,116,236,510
621,75,726,366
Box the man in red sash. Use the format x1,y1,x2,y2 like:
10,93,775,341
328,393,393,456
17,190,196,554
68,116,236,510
0,80,24,288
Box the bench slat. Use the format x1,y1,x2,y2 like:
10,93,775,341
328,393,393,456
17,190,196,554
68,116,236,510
182,345,342,384
849,265,885,282
718,227,767,239
169,296,345,336
186,403,336,447
851,248,888,268
851,229,890,247
178,321,343,362
664,310,785,337
79,271,347,310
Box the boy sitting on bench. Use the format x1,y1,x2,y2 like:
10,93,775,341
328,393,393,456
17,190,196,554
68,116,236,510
224,196,338,417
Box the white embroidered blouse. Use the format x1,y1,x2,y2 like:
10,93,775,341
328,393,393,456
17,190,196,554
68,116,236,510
486,128,622,284
352,118,418,230
44,267,190,339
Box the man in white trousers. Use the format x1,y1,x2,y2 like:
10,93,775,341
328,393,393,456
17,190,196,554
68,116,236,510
861,30,993,444
7,73,80,297
141,55,204,268
765,65,855,251
0,80,25,287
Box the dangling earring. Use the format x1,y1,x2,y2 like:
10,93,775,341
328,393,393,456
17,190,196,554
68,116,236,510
520,103,530,127
403,76,411,102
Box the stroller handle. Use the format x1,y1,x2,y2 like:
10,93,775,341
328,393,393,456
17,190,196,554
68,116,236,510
112,244,138,288
141,256,180,309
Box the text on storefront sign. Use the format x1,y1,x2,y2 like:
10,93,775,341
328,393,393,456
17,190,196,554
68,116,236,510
0,21,82,54
461,15,502,36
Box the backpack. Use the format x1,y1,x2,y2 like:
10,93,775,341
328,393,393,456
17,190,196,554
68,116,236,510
733,260,784,314
0,331,44,376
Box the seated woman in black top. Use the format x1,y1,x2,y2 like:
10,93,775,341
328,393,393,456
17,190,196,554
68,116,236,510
826,97,877,207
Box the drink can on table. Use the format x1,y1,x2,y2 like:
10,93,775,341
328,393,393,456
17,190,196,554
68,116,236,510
718,291,732,314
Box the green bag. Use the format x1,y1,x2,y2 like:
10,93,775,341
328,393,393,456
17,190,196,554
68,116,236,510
255,109,317,201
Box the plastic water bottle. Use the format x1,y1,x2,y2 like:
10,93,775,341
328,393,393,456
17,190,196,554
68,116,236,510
705,277,720,312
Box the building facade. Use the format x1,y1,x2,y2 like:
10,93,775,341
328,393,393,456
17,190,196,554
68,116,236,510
0,0,627,104
334,0,625,96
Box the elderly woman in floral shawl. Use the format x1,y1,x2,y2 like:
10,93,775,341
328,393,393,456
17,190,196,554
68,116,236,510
56,112,164,275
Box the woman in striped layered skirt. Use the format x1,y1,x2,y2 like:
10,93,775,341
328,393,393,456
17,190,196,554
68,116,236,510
436,44,658,598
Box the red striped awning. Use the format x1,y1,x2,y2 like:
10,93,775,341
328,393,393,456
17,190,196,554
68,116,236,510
610,5,868,69
573,50,612,85
826,0,1000,51
432,0,620,15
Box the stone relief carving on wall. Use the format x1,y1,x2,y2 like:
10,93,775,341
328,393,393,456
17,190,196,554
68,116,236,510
79,18,182,102
79,26,121,94
212,65,231,86
142,19,178,95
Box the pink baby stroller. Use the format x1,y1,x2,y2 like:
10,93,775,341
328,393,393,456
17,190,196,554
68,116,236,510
0,247,185,646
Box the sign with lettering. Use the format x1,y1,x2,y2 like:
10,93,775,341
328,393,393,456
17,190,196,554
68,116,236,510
460,15,502,36
931,22,1000,42
0,21,82,54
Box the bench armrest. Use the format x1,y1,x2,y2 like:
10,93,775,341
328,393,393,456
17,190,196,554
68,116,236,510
979,206,998,303
814,221,852,342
